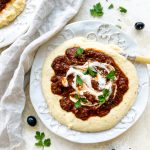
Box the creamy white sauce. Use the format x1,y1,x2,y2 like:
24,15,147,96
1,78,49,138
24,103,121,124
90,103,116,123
62,61,117,106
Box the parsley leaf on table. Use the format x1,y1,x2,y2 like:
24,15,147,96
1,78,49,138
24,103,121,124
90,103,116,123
90,2,104,17
35,131,51,148
108,3,114,9
116,25,122,29
119,6,127,13
44,139,51,147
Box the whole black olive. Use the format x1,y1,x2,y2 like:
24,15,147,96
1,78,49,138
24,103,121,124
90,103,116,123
27,116,37,126
135,22,145,30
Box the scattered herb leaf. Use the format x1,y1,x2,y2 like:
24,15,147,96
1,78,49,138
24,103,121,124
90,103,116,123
35,131,45,140
84,67,97,77
75,48,84,57
44,139,51,147
76,75,83,86
90,2,104,17
75,100,81,108
35,140,43,147
106,70,116,80
35,131,51,148
108,3,114,9
119,6,127,13
116,25,122,29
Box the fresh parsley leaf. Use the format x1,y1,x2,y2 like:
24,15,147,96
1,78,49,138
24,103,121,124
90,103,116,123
75,100,81,108
76,75,83,86
74,94,79,100
35,140,43,147
40,132,45,139
98,95,106,104
98,89,109,104
75,48,84,57
44,139,51,147
108,3,114,9
35,131,41,140
119,6,127,13
35,131,51,148
35,131,45,140
74,95,87,107
103,89,109,98
90,2,104,17
85,67,97,77
106,70,116,80
116,25,122,29
80,98,87,102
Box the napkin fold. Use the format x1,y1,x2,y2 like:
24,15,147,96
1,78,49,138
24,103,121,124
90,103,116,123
0,0,83,149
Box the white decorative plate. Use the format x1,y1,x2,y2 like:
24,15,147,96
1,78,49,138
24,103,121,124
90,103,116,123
30,20,149,143
0,0,40,48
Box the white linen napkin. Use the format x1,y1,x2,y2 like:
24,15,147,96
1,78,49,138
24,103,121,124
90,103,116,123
0,0,83,149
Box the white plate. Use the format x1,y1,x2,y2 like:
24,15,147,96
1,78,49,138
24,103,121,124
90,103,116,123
0,0,40,48
30,20,149,143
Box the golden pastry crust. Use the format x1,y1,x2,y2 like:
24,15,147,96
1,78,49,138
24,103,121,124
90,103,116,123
0,0,25,28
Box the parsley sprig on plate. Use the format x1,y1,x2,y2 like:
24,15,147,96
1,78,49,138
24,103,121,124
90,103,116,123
35,131,51,148
98,89,110,104
74,94,87,108
90,2,104,17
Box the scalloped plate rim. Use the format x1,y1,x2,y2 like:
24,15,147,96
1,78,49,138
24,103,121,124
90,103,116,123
30,20,149,143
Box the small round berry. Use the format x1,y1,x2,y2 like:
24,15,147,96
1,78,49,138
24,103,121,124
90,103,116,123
135,22,145,30
27,116,37,126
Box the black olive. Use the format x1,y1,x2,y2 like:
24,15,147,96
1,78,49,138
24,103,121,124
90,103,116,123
135,22,145,30
27,116,37,126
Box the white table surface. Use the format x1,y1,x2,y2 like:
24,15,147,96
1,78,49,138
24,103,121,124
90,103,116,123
23,0,150,149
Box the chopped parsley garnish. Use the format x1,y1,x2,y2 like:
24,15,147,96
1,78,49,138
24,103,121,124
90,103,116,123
74,94,87,108
75,100,81,109
84,67,97,77
98,88,110,104
119,6,127,13
108,3,114,9
35,131,51,148
103,88,109,97
106,70,116,80
90,2,104,17
98,95,106,104
76,75,83,86
75,48,84,57
80,97,87,102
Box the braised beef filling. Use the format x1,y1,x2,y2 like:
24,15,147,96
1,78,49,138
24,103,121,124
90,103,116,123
51,47,129,120
0,0,11,11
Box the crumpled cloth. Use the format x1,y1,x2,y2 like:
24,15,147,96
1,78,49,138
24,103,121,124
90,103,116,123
0,0,83,149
